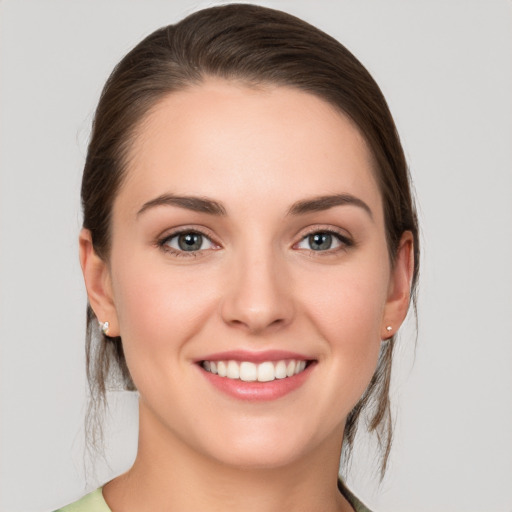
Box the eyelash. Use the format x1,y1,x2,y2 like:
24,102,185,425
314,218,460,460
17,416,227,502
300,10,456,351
295,227,354,255
156,226,354,258
157,228,218,258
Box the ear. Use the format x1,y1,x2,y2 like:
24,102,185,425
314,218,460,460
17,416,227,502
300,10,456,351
381,231,415,340
79,229,119,337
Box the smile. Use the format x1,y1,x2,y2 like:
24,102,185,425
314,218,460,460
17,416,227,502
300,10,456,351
201,359,308,382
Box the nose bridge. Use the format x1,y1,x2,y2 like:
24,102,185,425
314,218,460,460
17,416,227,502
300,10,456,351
221,236,294,333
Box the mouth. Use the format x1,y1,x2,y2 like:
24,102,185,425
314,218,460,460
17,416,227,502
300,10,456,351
196,351,316,401
200,358,311,382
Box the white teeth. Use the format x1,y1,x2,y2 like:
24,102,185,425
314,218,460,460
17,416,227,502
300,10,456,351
217,361,227,377
295,360,306,374
257,361,275,382
275,360,287,379
240,362,257,382
227,360,239,379
202,359,309,381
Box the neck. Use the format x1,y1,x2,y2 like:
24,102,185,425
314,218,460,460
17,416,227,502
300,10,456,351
103,399,353,512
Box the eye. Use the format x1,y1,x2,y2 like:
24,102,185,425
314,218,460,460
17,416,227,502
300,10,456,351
161,231,215,253
296,231,350,252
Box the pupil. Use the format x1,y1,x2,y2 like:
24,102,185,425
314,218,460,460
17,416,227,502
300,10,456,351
178,233,202,251
309,233,332,251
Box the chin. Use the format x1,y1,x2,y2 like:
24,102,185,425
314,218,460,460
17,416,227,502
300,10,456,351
196,420,320,471
213,443,306,471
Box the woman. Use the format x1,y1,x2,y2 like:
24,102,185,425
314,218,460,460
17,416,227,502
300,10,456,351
57,4,419,511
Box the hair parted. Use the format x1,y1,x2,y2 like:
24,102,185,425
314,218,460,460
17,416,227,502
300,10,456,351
82,3,419,478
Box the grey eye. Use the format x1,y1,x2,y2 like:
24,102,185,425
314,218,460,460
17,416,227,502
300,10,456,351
297,232,343,251
309,233,333,250
166,232,214,252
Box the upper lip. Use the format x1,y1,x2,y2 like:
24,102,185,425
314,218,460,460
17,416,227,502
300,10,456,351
195,350,314,364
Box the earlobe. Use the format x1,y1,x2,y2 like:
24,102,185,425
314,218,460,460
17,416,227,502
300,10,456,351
381,231,414,339
79,229,119,337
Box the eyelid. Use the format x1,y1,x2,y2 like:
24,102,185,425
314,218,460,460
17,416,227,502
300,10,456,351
293,225,354,251
156,226,221,256
155,224,353,256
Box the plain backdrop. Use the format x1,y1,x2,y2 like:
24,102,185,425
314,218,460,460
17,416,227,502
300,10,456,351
0,1,511,511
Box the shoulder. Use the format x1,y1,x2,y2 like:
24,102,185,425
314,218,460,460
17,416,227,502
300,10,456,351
53,488,111,512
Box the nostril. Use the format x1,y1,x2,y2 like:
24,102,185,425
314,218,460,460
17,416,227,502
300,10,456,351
224,314,289,334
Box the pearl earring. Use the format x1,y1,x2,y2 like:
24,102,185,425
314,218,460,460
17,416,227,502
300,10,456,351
99,321,110,336
386,325,392,332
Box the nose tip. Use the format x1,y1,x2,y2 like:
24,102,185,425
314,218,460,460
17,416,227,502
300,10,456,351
225,304,289,334
220,255,294,335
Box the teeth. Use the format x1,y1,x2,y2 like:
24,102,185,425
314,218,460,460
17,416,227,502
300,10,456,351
275,360,287,379
227,360,240,379
217,361,227,377
202,359,309,381
240,362,257,382
258,361,275,382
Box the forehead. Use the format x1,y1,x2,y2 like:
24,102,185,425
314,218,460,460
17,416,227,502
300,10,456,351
117,79,382,219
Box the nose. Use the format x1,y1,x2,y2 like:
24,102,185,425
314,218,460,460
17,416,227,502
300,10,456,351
220,246,295,335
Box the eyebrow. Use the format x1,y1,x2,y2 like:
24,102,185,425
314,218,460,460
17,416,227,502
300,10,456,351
287,194,373,220
137,194,227,217
136,192,372,220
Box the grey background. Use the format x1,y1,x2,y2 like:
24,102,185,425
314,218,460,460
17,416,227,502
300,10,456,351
1,1,511,511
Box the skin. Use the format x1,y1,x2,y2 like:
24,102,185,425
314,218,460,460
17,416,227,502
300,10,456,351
80,79,413,512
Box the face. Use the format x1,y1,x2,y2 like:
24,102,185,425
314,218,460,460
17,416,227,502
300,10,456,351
84,79,411,469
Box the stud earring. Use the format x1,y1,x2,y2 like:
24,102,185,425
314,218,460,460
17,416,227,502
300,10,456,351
99,321,110,336
386,325,392,332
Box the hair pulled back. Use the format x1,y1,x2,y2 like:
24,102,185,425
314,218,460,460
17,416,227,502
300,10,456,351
82,3,419,478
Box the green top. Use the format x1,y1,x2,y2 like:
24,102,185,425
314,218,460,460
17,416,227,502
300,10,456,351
54,488,107,512
55,482,372,512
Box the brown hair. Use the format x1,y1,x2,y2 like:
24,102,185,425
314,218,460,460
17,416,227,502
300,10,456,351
82,3,419,478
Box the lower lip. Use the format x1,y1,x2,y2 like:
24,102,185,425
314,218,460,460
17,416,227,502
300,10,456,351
198,362,315,401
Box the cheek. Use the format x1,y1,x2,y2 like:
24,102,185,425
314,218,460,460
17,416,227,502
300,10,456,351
296,256,389,393
300,258,389,341
109,254,219,367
